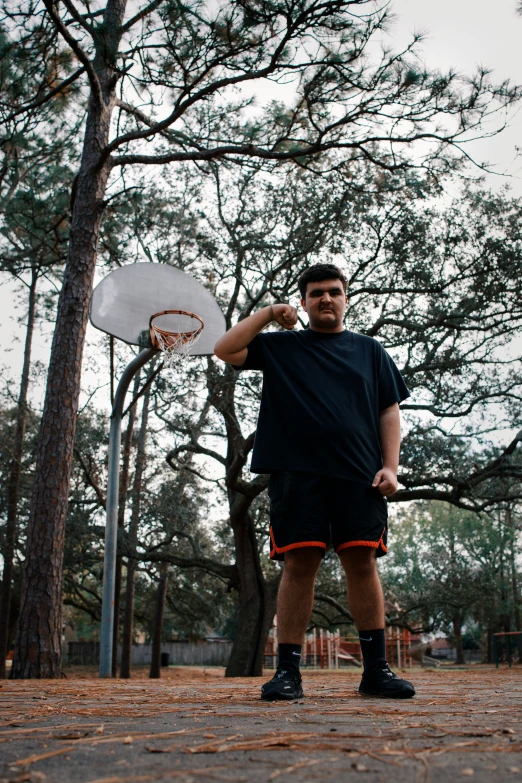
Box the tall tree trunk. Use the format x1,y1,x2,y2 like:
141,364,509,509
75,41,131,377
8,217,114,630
149,567,168,679
253,574,279,675
506,507,522,662
487,626,495,664
448,527,464,666
120,382,152,679
499,560,511,635
111,373,140,677
225,507,278,677
453,611,464,665
11,2,128,678
0,271,37,679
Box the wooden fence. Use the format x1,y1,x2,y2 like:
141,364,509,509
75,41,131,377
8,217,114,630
67,641,233,667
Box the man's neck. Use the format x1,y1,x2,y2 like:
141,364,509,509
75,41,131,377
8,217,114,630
309,325,345,334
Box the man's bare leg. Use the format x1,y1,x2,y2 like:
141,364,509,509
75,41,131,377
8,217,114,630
338,546,384,629
261,547,323,701
339,546,415,698
277,547,324,642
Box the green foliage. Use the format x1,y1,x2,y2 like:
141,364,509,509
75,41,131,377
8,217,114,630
3,0,522,668
0,405,38,525
0,401,41,646
62,404,240,642
381,501,522,657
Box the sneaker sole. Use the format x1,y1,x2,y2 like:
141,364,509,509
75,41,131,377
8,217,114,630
261,688,304,702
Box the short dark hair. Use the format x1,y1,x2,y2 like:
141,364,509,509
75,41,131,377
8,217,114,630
298,263,347,299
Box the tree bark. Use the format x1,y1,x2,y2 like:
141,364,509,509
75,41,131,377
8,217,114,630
487,626,494,664
111,373,140,677
149,567,168,679
506,507,522,662
253,574,279,675
11,0,128,678
0,271,37,679
225,505,278,677
210,368,279,678
453,611,464,665
120,381,152,679
499,561,511,635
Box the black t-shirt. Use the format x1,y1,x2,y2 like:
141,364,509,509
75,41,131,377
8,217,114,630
234,328,410,484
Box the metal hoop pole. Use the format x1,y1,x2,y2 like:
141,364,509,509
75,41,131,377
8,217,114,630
99,347,157,678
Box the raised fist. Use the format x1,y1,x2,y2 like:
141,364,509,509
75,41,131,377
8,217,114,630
271,304,298,330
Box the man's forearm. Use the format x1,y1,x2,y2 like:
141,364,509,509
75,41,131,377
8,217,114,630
379,404,401,472
214,306,272,360
214,304,298,364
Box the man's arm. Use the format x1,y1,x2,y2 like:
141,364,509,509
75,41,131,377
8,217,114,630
214,304,298,366
372,402,400,497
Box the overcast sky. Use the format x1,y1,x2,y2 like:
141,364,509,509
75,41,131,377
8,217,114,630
392,0,522,191
1,0,521,404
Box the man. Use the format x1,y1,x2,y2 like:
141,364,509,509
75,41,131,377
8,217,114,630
214,263,415,700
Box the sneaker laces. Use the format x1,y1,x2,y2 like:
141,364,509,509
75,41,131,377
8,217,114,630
273,664,300,682
366,662,395,680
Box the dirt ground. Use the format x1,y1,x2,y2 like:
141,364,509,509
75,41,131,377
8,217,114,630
1,665,521,783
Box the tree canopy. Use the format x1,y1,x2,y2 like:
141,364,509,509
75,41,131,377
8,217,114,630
1,0,522,677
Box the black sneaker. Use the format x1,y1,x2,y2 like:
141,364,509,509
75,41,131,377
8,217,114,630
358,662,415,699
261,665,304,701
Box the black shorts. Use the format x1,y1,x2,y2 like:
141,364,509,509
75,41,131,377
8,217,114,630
268,471,388,562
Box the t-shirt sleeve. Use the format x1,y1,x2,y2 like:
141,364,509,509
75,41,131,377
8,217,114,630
378,346,410,410
231,333,266,371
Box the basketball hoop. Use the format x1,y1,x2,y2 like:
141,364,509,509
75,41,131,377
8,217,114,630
91,264,225,678
149,309,204,368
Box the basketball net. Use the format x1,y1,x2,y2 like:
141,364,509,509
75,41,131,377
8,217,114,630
149,310,204,369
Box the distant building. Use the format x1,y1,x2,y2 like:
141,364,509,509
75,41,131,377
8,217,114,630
427,637,482,663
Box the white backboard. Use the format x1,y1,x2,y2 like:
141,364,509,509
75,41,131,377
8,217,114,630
90,263,225,355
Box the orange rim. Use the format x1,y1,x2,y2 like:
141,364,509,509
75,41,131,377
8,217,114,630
149,309,204,348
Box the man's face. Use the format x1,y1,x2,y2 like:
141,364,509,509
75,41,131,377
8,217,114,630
300,278,348,332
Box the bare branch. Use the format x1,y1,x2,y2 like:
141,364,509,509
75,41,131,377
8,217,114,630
139,548,238,585
121,0,164,33
166,442,227,468
42,0,103,107
3,67,86,122
60,0,95,32
466,429,522,487
314,593,354,622
110,134,451,169
74,449,106,508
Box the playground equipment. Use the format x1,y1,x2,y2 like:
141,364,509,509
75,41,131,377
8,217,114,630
493,631,522,668
265,623,413,669
90,263,225,677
